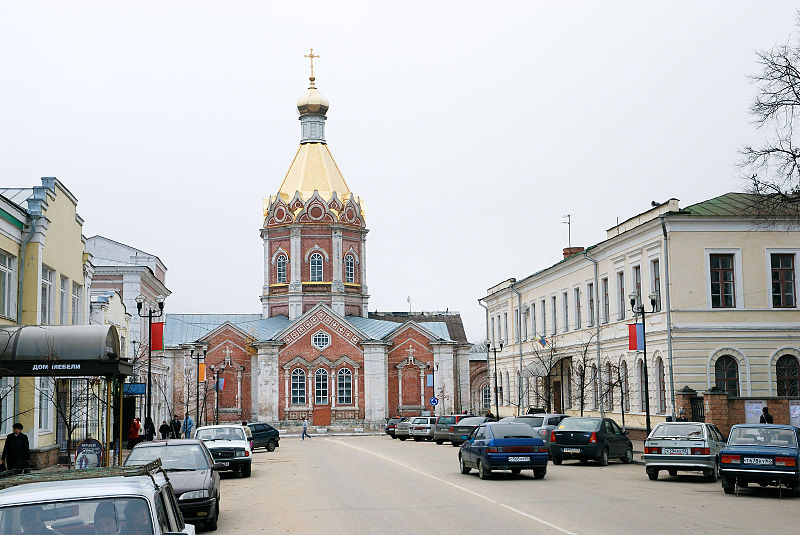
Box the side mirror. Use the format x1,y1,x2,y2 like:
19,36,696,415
212,462,226,471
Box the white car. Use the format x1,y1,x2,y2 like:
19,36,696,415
194,425,253,478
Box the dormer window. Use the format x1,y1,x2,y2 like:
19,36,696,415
312,330,331,350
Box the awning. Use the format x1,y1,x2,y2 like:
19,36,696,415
0,325,131,377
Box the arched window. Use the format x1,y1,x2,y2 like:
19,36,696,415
337,368,352,405
604,362,613,411
714,355,739,396
310,252,324,282
315,369,328,404
482,384,491,409
344,255,355,283
656,357,666,413
620,362,630,412
276,254,288,283
591,365,599,409
291,368,306,405
776,354,800,397
638,359,647,412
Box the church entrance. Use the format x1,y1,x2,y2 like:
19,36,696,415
313,405,331,426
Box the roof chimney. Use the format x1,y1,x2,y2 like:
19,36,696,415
563,246,585,259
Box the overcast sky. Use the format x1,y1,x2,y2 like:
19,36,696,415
0,2,796,342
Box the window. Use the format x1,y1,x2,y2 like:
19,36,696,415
496,315,502,344
551,296,557,335
59,276,68,324
337,368,352,404
38,377,53,431
490,317,495,345
601,278,609,323
40,266,53,325
656,357,666,413
771,254,795,308
620,362,630,412
541,299,546,336
531,303,536,335
314,369,328,404
651,259,662,312
638,359,647,412
776,355,800,397
0,252,12,318
276,254,288,283
312,331,331,350
0,377,14,434
291,369,306,404
482,384,491,409
591,365,598,409
574,287,581,329
562,292,568,332
309,252,324,282
344,254,355,284
513,308,520,343
632,266,641,307
521,307,528,341
587,283,595,327
71,283,82,325
617,271,626,320
714,355,739,396
503,313,508,344
710,254,735,308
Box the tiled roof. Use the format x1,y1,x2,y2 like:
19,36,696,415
677,192,762,216
163,314,291,347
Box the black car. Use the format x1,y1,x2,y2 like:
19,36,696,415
550,417,634,466
451,417,491,447
248,422,280,451
385,417,406,439
125,438,223,531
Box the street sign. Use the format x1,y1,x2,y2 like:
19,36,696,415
430,397,438,406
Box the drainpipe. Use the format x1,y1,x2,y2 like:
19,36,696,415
583,251,603,417
660,214,676,419
478,298,490,414
510,282,524,417
17,215,39,324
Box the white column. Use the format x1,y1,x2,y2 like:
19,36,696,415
364,343,387,424
456,346,471,412
354,368,360,409
419,368,425,407
255,344,280,422
433,344,456,415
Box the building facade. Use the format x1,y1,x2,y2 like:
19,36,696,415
480,194,800,435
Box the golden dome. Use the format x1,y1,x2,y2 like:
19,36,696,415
296,76,329,116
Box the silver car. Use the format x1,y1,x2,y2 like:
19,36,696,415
644,421,726,481
504,413,569,450
410,417,437,441
395,418,413,441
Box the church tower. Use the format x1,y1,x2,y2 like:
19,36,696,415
261,51,369,320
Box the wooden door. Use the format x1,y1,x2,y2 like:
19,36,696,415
314,405,331,426
553,381,562,413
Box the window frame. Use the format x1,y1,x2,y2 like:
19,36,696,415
562,291,568,333
705,249,743,309
574,287,581,330
601,277,609,324
587,282,595,327
314,368,328,404
344,254,355,284
276,254,288,284
40,266,54,325
309,252,324,282
0,377,15,435
482,384,491,409
337,368,353,405
71,282,82,325
290,368,307,405
0,251,13,319
768,251,797,309
776,354,800,397
59,276,69,324
312,331,331,350
714,355,740,397
38,377,53,432
616,271,626,320
551,296,557,335
651,259,662,312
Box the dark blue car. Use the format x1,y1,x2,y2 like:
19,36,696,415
459,422,548,480
719,424,800,495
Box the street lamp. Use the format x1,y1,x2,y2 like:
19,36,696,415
485,338,503,420
188,347,206,428
136,294,165,439
630,291,658,435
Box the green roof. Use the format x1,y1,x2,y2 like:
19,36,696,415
677,192,762,217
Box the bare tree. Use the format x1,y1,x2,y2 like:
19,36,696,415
521,334,567,413
741,15,800,219
599,358,637,431
570,330,603,417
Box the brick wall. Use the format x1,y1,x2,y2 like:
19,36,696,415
30,445,59,470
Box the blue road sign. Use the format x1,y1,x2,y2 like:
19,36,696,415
430,397,438,406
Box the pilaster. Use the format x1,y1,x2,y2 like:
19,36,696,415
432,342,457,415
254,342,281,422
455,345,472,412
362,341,389,424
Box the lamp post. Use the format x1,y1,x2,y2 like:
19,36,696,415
210,365,220,425
188,347,206,428
485,339,503,420
630,291,658,436
136,294,165,438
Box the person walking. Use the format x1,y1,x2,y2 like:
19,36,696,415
1,423,29,473
159,421,171,440
171,415,181,438
760,406,774,424
144,417,155,442
182,414,194,439
301,417,312,440
127,418,140,449
676,409,688,422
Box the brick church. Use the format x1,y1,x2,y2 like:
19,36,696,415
164,60,476,427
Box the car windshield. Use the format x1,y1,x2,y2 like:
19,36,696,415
196,427,246,441
457,417,486,426
728,427,798,448
512,417,544,427
126,444,210,470
557,418,601,431
0,497,153,535
490,424,537,439
412,418,426,424
651,424,704,439
438,416,456,425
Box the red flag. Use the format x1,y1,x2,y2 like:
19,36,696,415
628,323,644,351
150,322,164,351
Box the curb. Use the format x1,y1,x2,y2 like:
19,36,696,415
280,432,384,438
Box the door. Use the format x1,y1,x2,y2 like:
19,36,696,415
603,420,620,457
553,381,562,413
313,405,331,426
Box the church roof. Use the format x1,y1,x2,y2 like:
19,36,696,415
367,312,468,344
277,143,351,203
163,314,290,347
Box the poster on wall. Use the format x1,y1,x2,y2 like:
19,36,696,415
790,400,800,427
74,439,104,469
744,400,766,424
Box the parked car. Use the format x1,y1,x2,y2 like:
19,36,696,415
433,415,468,445
410,417,437,441
506,413,569,451
0,460,195,534
451,417,491,447
719,424,800,495
195,424,253,477
459,422,548,480
125,439,222,530
550,417,633,466
395,418,413,441
385,417,407,439
248,422,280,451
644,421,726,481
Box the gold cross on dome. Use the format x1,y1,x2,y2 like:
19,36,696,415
304,48,319,77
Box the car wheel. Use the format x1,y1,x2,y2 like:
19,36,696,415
413,437,421,442
391,435,397,439
478,460,492,480
647,469,659,481
598,449,609,466
793,481,800,497
435,440,444,445
459,455,471,474
266,439,276,452
621,447,633,464
511,468,522,475
451,442,460,447
722,477,735,494
241,463,252,478
668,469,677,477
205,499,219,531
533,467,546,480
398,436,407,441
705,460,719,483
552,456,563,465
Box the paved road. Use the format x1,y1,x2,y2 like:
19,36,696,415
214,435,800,534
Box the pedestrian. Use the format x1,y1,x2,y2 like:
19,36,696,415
241,421,248,427
171,414,181,438
1,423,29,473
159,420,171,440
760,406,774,424
182,413,194,439
676,409,688,422
485,410,494,420
301,417,312,440
127,418,140,449
144,417,155,442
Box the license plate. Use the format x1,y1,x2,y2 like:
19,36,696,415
508,456,530,462
461,435,468,440
663,448,689,455
563,448,580,453
743,457,773,465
